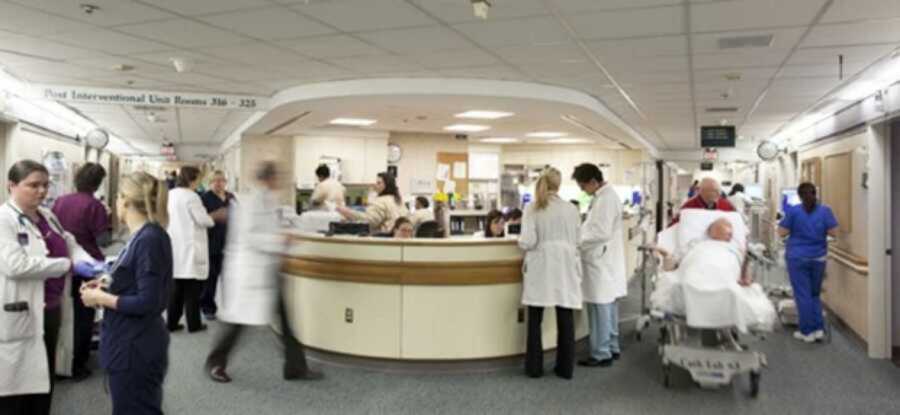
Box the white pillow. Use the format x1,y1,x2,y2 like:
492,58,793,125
676,209,747,253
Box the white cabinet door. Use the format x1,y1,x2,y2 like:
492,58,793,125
364,137,388,181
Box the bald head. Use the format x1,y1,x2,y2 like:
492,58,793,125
707,218,734,242
699,177,721,206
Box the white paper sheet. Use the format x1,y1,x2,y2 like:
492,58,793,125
436,163,450,181
444,179,456,194
453,161,467,178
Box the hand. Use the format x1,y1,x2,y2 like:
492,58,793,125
651,246,670,258
210,208,228,222
73,260,104,278
80,285,107,308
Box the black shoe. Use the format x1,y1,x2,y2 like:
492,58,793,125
208,366,232,383
188,324,208,333
71,367,92,382
284,368,324,381
525,370,544,378
578,357,613,367
168,324,184,332
203,313,217,321
612,352,621,361
553,367,573,380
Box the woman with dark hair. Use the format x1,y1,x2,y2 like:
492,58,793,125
727,183,751,219
477,209,505,238
391,217,414,239
337,172,409,233
166,166,227,333
778,182,838,343
505,208,523,225
51,162,110,380
0,160,96,414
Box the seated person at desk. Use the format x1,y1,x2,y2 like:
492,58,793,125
337,172,409,233
392,217,414,239
410,197,434,227
311,164,345,209
650,218,774,333
473,209,505,238
505,208,522,225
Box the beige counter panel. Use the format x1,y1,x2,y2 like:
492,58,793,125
288,239,402,262
403,243,522,263
284,276,402,359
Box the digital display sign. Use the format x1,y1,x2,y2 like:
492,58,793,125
700,126,736,147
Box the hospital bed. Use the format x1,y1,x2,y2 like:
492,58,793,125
647,210,773,397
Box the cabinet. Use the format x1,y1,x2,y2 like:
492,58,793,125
295,134,387,188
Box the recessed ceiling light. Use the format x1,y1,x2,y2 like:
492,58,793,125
330,118,377,126
455,110,514,120
548,138,591,144
479,137,520,144
526,131,567,138
444,124,490,132
111,64,134,72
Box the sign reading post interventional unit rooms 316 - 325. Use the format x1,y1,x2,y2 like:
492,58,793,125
34,84,270,111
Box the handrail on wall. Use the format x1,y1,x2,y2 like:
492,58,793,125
828,246,868,275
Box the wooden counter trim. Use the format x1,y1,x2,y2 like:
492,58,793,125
281,256,524,285
286,233,519,247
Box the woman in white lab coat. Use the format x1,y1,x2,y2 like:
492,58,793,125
337,172,408,234
518,167,582,380
205,161,322,383
728,183,752,221
166,166,226,333
572,163,627,367
0,160,94,414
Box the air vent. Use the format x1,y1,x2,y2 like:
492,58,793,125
717,34,773,49
705,107,740,113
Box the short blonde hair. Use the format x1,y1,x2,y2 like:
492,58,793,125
534,167,561,210
119,172,168,226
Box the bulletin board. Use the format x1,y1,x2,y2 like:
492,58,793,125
801,157,822,188
436,152,468,196
823,152,852,233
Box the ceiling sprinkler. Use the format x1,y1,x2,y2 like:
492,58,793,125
80,4,100,14
471,0,491,19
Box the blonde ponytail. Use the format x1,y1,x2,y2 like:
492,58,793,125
534,167,561,210
120,172,168,226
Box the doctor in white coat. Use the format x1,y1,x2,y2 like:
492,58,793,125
205,161,322,383
572,163,627,367
166,166,226,333
518,167,582,380
0,160,94,414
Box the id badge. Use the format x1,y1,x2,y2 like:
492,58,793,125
16,232,28,247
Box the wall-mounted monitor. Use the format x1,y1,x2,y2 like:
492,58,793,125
700,126,736,147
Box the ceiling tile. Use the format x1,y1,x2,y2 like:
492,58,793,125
589,35,687,58
790,45,895,65
47,29,170,54
691,28,805,54
453,17,569,48
690,0,827,33
603,55,690,73
202,42,308,66
493,43,584,64
129,50,231,68
358,26,471,54
778,63,867,78
293,0,435,32
692,50,791,69
438,65,529,81
8,0,176,26
558,0,681,13
412,49,500,69
138,72,233,87
328,55,426,74
802,20,900,47
190,64,293,82
411,0,548,23
821,0,900,23
200,7,335,40
67,56,173,76
0,2,97,36
277,35,386,59
117,19,250,48
568,6,683,40
142,0,271,16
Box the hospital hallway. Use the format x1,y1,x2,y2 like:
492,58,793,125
51,281,900,415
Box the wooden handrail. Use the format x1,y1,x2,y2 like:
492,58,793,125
828,246,868,275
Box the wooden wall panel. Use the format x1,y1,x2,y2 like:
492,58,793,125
823,152,852,233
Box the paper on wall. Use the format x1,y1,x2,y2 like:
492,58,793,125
453,161,467,178
444,179,457,194
436,163,450,181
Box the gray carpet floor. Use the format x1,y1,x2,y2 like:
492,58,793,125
53,287,900,415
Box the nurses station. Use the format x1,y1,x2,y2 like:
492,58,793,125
3,1,900,412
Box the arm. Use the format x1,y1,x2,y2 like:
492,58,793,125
739,250,752,286
580,196,617,248
777,209,793,238
517,208,537,251
0,217,71,280
188,195,215,228
310,184,327,205
84,236,163,314
89,201,111,248
825,207,839,238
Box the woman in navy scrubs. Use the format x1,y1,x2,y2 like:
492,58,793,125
778,182,838,343
80,172,172,414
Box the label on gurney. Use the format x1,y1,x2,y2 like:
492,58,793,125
663,345,764,386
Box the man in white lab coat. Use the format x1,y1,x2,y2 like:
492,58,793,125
310,164,345,209
572,163,627,367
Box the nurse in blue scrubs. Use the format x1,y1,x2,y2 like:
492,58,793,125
778,182,838,343
80,172,172,414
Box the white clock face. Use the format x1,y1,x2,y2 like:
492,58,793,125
85,129,109,149
388,143,402,163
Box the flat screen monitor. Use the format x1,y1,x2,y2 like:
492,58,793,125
700,126,736,147
506,223,521,235
745,184,764,199
781,188,801,211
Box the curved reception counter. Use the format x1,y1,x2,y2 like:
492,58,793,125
280,232,588,361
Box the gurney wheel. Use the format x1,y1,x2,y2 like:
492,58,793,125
749,371,761,398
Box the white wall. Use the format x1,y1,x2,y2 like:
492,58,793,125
389,132,468,198
295,130,388,189
1,123,88,203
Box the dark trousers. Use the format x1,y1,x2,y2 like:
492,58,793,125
525,306,575,378
206,284,308,374
72,285,96,372
167,279,204,331
108,369,165,415
0,308,60,415
200,254,224,315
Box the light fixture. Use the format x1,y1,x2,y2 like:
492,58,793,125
330,117,377,126
444,124,490,132
454,110,513,120
471,0,491,19
479,137,520,143
526,131,567,138
547,138,591,144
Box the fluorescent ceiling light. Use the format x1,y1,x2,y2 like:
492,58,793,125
444,124,490,132
455,110,514,120
479,137,520,143
526,131,567,138
547,138,591,144
330,117,376,126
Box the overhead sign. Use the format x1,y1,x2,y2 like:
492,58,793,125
35,84,269,111
700,126,736,147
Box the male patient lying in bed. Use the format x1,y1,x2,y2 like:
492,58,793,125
651,218,774,332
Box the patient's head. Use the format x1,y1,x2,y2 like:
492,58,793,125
707,218,733,242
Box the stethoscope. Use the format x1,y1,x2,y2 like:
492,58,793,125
5,202,48,240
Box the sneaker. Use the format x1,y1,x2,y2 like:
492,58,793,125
813,330,825,340
793,331,816,343
208,366,232,383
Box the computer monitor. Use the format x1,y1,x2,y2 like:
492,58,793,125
781,188,802,212
744,184,763,199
